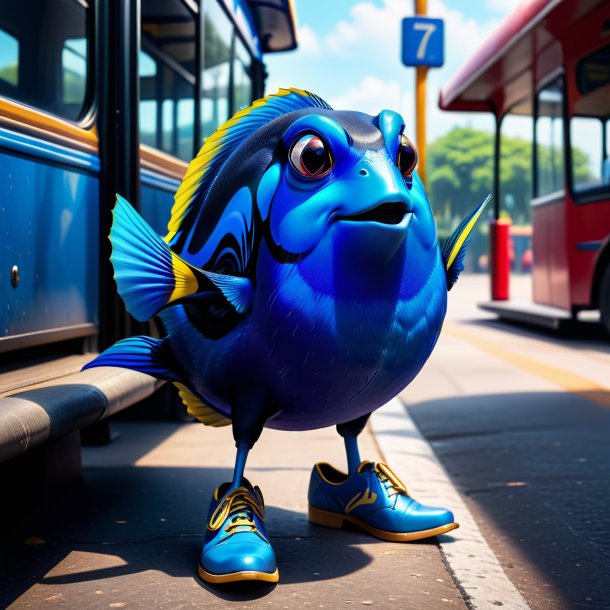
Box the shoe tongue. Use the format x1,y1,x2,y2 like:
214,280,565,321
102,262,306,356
215,478,255,500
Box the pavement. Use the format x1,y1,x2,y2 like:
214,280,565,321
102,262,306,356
1,273,609,609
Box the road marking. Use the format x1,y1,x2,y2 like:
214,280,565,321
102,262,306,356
371,398,531,610
444,323,610,409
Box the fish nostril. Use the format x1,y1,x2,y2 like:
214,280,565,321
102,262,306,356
359,169,368,176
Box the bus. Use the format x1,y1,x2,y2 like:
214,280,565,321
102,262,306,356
439,0,610,334
0,0,296,363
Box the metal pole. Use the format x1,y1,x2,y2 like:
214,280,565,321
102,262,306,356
415,0,427,187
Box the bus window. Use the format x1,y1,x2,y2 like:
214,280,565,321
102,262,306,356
572,44,610,193
500,104,533,225
233,35,252,113
62,38,87,107
203,0,232,138
0,29,18,86
139,50,158,149
535,79,565,198
570,117,604,192
0,0,90,122
140,0,196,161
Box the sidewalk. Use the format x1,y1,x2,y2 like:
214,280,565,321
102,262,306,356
2,413,466,609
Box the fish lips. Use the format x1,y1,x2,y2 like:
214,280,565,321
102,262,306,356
331,202,413,265
333,201,413,228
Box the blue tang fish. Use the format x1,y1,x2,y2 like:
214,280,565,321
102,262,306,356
85,89,487,583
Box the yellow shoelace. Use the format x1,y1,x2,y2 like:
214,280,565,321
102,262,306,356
374,462,408,497
208,487,265,533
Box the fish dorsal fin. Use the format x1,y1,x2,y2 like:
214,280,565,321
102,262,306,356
442,195,490,290
174,382,231,427
165,88,333,242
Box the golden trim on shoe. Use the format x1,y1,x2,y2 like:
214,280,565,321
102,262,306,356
198,564,279,584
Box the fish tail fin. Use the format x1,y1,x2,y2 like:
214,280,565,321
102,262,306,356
442,194,490,290
110,195,201,321
82,336,180,381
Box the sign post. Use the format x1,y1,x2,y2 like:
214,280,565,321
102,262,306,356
401,2,444,188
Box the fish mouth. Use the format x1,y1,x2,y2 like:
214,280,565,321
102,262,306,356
335,202,410,225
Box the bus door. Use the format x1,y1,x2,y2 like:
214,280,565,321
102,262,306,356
531,77,570,310
0,0,99,353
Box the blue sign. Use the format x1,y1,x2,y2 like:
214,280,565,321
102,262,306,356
402,17,444,68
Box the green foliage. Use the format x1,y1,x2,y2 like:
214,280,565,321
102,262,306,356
0,63,18,86
427,125,595,270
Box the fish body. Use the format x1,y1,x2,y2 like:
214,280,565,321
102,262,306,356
85,89,487,433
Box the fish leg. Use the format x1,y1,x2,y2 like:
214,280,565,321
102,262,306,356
337,413,371,475
229,387,275,490
198,388,279,584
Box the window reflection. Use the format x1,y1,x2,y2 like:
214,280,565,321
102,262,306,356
203,0,232,138
62,38,87,106
233,36,252,113
535,80,565,197
500,108,533,224
0,0,90,121
140,0,195,161
571,117,604,192
0,29,18,86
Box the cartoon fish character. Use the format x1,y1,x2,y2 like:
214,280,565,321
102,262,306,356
85,89,488,584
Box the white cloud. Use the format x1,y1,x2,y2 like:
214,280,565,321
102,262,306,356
324,0,406,57
296,24,323,57
320,0,501,75
329,76,403,114
485,0,520,16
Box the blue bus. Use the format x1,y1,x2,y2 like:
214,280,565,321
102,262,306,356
0,0,296,362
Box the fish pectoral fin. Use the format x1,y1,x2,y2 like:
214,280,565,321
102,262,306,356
110,195,253,320
82,336,180,381
110,195,202,320
199,270,253,315
441,194,490,291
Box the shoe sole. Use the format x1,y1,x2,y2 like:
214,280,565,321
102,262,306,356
308,505,459,542
198,564,279,584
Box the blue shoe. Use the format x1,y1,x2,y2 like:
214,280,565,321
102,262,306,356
308,461,458,541
198,480,279,584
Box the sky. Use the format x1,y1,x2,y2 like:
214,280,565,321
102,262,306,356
264,0,522,144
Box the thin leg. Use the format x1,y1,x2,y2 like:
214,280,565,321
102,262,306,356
228,387,275,491
199,387,279,584
336,413,371,474
230,442,250,490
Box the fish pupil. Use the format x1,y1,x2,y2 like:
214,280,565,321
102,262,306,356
398,134,418,177
300,137,330,177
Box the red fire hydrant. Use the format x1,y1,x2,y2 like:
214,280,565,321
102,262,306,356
490,218,511,301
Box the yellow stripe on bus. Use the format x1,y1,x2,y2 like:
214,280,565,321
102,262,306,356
0,98,98,149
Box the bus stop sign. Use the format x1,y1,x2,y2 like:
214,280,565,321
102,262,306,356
402,17,444,67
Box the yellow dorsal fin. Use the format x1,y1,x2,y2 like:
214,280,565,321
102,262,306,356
174,383,231,427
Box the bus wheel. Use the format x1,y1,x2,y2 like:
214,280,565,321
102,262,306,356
601,265,610,337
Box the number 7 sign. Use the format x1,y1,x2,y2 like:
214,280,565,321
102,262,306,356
402,17,444,67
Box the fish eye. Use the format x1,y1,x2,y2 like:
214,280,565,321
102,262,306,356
289,134,333,178
397,134,417,177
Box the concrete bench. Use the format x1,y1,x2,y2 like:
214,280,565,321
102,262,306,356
0,361,164,464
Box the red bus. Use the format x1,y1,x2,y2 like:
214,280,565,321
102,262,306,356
439,0,610,334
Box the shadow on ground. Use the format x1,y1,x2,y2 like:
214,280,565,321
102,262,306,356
0,452,447,607
406,390,610,609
